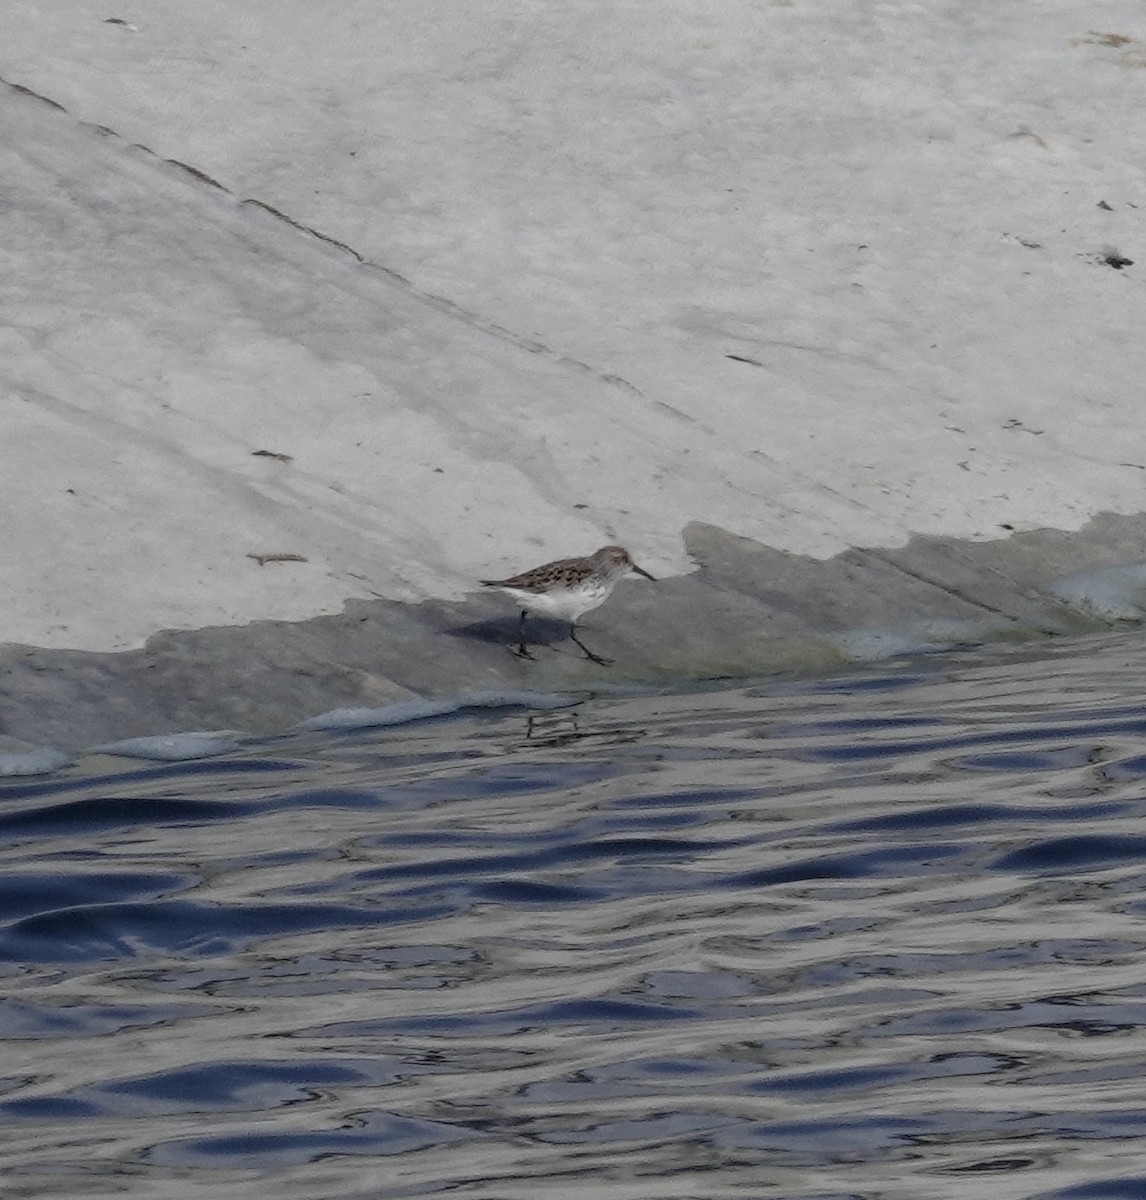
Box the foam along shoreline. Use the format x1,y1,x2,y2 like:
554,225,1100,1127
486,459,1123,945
4,515,1146,772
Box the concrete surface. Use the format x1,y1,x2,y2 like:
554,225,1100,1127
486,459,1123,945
3,2,1146,752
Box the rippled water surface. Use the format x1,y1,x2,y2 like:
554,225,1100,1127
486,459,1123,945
7,634,1146,1199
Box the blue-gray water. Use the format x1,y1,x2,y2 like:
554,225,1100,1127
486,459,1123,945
5,633,1146,1200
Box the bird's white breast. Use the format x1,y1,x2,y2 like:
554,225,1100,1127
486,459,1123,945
504,581,611,622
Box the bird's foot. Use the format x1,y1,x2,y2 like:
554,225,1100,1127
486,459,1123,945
570,629,613,666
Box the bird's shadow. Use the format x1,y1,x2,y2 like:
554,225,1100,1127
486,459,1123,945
447,615,571,655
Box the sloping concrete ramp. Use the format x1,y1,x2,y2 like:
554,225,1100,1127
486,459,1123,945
4,1,1146,756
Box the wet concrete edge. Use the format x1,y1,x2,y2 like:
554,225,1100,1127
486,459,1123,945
3,511,1146,753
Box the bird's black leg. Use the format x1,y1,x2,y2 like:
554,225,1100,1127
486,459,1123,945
514,610,536,660
569,622,613,666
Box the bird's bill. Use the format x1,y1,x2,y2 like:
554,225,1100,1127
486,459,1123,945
632,564,655,580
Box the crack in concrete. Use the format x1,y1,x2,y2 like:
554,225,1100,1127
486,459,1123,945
2,76,641,404
241,197,364,262
860,548,1070,633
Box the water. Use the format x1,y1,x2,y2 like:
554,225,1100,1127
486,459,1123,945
5,633,1146,1200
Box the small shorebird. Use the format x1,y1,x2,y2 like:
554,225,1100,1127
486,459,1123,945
481,545,654,665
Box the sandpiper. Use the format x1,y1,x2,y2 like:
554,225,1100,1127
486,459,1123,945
481,545,654,665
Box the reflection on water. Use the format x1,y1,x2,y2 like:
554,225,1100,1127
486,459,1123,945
4,633,1146,1198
